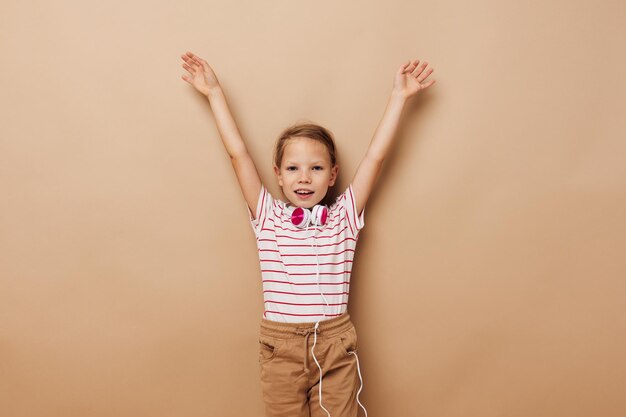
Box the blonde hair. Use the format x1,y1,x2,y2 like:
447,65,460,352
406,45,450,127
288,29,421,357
273,122,337,169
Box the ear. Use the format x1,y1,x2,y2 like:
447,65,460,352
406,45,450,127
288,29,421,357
273,165,283,187
328,164,339,187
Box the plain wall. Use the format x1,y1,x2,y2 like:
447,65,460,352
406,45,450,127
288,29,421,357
1,0,625,416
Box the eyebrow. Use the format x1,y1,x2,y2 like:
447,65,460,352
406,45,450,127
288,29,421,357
286,161,325,165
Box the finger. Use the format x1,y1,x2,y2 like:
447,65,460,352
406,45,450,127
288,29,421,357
189,59,202,72
411,61,427,77
182,63,196,74
183,52,198,63
417,67,434,83
181,75,190,84
407,59,420,74
181,54,200,69
186,52,204,68
398,60,411,74
190,54,203,67
181,54,193,65
199,58,211,72
193,58,205,72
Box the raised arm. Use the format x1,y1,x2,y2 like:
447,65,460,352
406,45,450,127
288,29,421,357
181,52,262,219
352,59,436,215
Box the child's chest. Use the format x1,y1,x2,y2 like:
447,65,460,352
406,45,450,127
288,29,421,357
273,213,350,260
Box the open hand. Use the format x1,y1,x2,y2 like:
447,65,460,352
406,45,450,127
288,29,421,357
393,59,436,99
180,51,220,95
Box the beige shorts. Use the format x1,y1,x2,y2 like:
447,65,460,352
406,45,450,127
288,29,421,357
258,311,367,417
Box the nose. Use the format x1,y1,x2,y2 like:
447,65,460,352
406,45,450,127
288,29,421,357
298,171,311,183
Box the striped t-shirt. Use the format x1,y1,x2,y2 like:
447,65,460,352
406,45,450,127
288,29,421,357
247,184,366,323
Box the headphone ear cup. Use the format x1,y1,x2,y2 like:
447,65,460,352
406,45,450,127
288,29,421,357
311,205,329,226
291,207,311,228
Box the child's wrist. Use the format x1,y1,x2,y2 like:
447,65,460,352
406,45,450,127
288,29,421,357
390,89,408,103
205,85,223,97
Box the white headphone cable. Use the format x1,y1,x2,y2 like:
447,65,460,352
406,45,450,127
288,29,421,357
307,222,333,417
309,207,368,417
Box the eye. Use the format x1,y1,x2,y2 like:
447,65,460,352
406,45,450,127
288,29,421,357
287,166,297,171
313,166,323,170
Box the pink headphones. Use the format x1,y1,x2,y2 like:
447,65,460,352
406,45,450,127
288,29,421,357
289,205,328,228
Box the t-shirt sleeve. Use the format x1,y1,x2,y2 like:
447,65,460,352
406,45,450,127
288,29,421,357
340,183,366,237
247,184,274,236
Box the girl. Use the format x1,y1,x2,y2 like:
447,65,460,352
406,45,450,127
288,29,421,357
181,51,435,417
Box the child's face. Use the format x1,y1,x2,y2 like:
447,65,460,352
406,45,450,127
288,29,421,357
273,137,339,208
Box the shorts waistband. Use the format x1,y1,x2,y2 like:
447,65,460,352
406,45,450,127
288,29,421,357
260,312,353,340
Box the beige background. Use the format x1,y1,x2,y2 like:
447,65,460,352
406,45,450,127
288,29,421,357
1,0,625,416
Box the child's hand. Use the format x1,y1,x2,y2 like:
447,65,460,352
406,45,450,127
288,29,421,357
180,51,221,96
392,59,436,100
